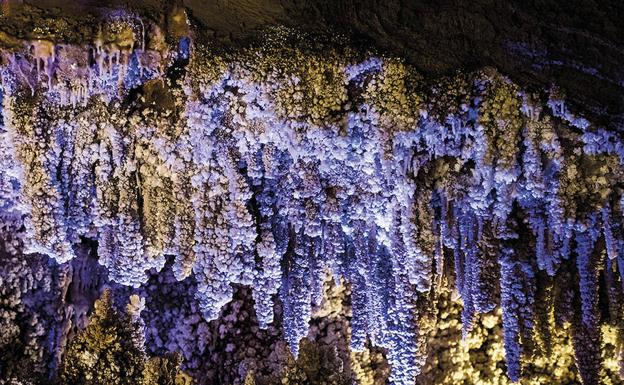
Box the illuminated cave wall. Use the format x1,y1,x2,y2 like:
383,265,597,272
1,8,624,385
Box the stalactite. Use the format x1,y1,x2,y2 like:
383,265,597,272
281,232,313,358
498,208,537,382
572,214,605,385
2,21,624,384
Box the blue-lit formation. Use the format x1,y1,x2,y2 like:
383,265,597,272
1,20,624,385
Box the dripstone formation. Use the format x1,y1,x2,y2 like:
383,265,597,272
1,5,624,385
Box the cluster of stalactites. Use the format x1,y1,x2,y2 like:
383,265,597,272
0,11,184,108
3,34,624,385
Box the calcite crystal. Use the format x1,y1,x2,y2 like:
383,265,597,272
1,9,624,385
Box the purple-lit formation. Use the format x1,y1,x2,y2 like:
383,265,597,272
1,14,624,385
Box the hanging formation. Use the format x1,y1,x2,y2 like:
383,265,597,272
1,16,624,385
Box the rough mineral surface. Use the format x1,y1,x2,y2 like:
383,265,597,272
1,4,624,385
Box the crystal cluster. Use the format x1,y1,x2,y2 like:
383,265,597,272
1,19,624,385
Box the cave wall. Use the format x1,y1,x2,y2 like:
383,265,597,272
3,0,623,128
